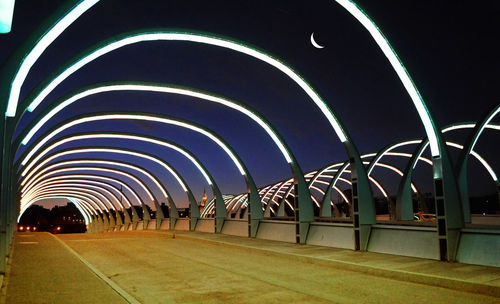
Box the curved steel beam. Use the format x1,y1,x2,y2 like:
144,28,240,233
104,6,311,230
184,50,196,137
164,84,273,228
25,185,114,211
22,181,126,211
22,159,163,206
397,123,500,221
17,112,262,233
16,131,222,227
335,0,463,261
21,146,190,216
15,81,320,236
20,195,94,225
23,173,140,209
455,105,500,222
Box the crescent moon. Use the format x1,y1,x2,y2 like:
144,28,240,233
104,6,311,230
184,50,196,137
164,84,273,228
310,32,325,49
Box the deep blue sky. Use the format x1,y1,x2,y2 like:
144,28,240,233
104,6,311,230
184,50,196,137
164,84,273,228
2,0,498,209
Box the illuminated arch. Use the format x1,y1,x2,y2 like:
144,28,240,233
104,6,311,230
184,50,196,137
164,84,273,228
21,159,164,205
21,165,155,212
18,113,265,232
22,180,128,210
20,195,94,225
397,123,500,221
16,131,224,226
15,81,323,236
20,146,194,211
455,105,500,222
11,29,376,245
23,173,141,208
23,174,137,225
25,186,114,211
22,189,106,217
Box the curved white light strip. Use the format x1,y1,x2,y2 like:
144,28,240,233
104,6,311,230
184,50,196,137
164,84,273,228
23,187,111,211
442,124,476,133
69,198,91,225
22,84,293,164
336,0,439,157
22,166,154,204
470,108,500,151
24,32,347,144
22,182,123,210
24,189,106,213
21,114,246,176
67,197,97,217
368,176,388,198
22,174,137,208
23,147,188,192
333,185,350,204
385,152,433,166
6,0,100,116
23,193,100,215
22,159,164,201
18,195,93,224
366,140,422,175
446,141,498,182
441,123,500,133
26,178,131,208
307,163,343,187
21,133,212,186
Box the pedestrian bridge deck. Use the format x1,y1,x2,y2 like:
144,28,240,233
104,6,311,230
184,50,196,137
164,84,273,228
1,231,499,303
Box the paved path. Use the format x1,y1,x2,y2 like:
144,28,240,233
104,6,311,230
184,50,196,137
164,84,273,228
2,231,500,303
1,232,128,304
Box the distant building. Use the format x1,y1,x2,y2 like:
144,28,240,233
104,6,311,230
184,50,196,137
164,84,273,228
199,189,208,212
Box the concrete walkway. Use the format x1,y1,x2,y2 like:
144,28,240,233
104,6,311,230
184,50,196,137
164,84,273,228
168,230,500,297
2,230,500,303
0,232,130,304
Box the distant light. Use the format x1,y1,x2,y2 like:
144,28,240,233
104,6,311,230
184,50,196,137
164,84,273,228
26,226,30,231
0,0,15,33
19,226,24,230
56,226,61,231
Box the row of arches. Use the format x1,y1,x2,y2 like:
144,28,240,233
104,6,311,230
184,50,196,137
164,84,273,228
0,1,497,271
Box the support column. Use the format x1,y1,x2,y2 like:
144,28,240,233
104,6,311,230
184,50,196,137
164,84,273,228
130,206,140,230
169,201,179,230
154,201,164,230
142,204,151,230
346,144,376,251
247,180,262,238
188,192,199,231
433,154,463,261
214,187,226,233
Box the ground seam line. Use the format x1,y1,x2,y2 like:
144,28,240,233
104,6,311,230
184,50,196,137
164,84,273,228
49,233,141,304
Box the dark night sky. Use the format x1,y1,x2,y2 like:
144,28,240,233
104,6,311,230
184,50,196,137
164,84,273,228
1,0,499,209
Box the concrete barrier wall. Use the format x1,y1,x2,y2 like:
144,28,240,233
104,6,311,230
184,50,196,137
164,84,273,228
221,219,248,237
367,224,439,260
256,221,295,243
471,214,500,226
159,219,170,230
456,229,500,267
195,219,215,233
306,222,354,249
147,220,156,230
174,218,190,231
